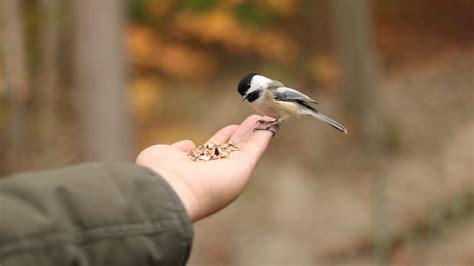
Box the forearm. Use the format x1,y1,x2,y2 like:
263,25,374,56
0,162,193,266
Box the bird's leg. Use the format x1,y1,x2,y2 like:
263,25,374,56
256,117,280,125
268,118,282,126
253,118,282,137
256,118,271,124
253,126,276,137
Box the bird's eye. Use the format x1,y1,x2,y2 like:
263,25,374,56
246,83,251,89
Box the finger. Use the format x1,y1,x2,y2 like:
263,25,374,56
230,115,277,167
206,125,239,145
172,140,196,152
240,124,277,155
232,125,276,166
230,115,277,144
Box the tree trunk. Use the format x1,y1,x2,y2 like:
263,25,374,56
38,0,60,153
331,1,389,265
1,0,30,172
331,0,382,147
72,0,132,161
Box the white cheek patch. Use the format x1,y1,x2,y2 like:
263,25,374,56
248,75,271,93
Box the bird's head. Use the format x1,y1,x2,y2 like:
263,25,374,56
237,73,271,102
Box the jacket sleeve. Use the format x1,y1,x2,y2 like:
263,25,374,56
0,162,193,266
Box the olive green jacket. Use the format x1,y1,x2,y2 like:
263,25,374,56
0,163,193,266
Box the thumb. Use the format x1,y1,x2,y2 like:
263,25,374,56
172,140,196,153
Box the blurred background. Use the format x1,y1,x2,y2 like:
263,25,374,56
0,0,473,265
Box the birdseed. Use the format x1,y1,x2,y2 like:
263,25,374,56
187,142,239,161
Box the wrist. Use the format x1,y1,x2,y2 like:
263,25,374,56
153,167,200,222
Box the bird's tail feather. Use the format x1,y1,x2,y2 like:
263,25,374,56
309,111,348,134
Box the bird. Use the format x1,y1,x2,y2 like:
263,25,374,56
237,73,348,136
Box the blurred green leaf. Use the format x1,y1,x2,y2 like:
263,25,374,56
179,0,216,12
233,2,279,26
129,0,150,21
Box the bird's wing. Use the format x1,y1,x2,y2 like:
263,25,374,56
270,86,319,104
266,79,285,89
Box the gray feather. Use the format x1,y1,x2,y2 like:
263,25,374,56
308,111,348,134
270,86,318,104
266,79,285,88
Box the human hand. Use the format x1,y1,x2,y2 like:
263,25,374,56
136,115,277,222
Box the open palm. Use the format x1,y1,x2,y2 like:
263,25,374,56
136,115,276,222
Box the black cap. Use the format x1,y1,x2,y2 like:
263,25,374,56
237,72,258,96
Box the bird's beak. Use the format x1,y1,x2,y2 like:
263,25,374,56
242,95,248,101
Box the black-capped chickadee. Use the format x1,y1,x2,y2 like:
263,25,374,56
237,73,348,135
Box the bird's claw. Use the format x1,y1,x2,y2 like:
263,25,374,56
253,125,276,137
256,119,271,124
